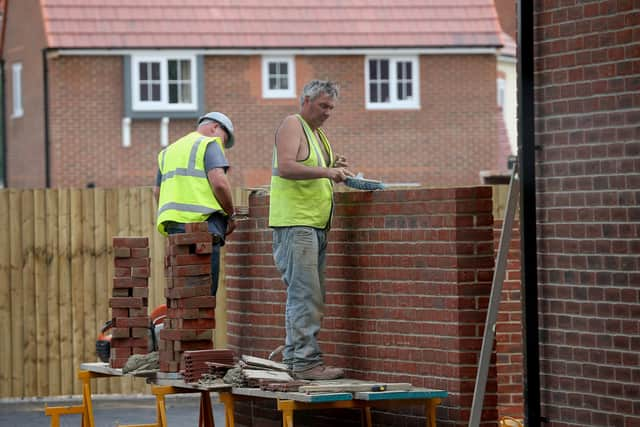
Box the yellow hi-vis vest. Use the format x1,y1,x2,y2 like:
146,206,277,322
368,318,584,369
269,114,334,229
156,131,227,236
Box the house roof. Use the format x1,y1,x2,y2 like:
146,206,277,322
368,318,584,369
41,0,503,49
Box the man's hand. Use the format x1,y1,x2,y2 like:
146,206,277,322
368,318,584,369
225,218,236,236
333,155,349,168
327,167,354,183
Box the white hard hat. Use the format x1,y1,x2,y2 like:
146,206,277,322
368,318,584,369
198,112,235,148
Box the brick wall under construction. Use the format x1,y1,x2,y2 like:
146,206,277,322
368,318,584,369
225,186,502,426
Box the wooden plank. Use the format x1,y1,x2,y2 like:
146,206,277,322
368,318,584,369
141,188,161,310
82,190,96,368
58,189,74,395
34,189,48,396
215,246,227,349
46,189,61,396
232,387,352,403
299,382,413,394
9,189,24,397
70,189,84,395
80,362,124,376
93,189,109,394
353,388,448,401
105,189,120,393
116,188,133,394
21,191,37,397
241,355,289,372
242,369,293,382
0,190,11,397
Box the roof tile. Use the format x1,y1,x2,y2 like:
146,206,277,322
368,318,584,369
41,0,502,49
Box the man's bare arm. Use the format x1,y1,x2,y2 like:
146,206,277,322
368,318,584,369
207,168,236,235
276,116,352,182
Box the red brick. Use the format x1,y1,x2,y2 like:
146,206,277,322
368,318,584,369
165,264,211,277
176,318,215,329
130,247,150,258
113,277,149,289
169,296,216,309
165,285,211,299
114,257,150,268
167,232,212,246
113,317,150,328
109,297,147,308
113,247,131,258
159,329,213,341
113,237,149,248
168,254,211,266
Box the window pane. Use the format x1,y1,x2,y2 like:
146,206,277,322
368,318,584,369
269,63,277,75
169,83,177,103
180,60,191,80
181,83,192,103
380,60,389,79
151,63,160,80
140,84,148,101
139,63,148,80
381,83,389,102
152,83,161,100
279,77,288,89
280,63,288,74
397,62,403,80
369,60,378,79
269,77,277,90
397,82,404,99
405,62,412,79
406,82,412,98
168,60,177,80
369,83,378,102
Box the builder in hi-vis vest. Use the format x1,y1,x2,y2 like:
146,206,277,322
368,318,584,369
154,112,237,296
269,80,354,380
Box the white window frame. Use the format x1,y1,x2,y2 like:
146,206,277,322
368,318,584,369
131,53,197,111
11,63,23,118
262,56,296,99
365,56,420,110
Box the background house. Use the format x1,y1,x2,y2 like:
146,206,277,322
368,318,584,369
2,0,511,189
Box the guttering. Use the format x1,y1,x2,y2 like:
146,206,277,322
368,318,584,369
517,1,541,426
47,46,500,57
42,48,50,188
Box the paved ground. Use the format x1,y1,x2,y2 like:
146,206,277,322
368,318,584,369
0,393,226,427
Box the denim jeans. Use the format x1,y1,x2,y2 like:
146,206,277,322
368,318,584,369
272,226,327,372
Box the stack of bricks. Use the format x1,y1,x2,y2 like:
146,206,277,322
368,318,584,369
159,222,217,373
109,237,151,369
182,349,235,382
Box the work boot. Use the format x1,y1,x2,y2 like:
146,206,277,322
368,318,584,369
294,364,344,380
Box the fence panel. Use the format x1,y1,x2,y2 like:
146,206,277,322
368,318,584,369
0,187,167,398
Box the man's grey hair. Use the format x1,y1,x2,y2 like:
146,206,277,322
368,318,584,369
300,80,339,106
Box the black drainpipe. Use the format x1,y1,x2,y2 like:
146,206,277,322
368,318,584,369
42,48,51,188
517,1,542,426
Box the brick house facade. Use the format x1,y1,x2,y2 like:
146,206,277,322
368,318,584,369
2,0,509,189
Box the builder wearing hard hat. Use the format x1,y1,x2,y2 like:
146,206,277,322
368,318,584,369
154,112,237,296
269,80,354,380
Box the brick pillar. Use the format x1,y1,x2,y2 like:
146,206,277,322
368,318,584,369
109,236,151,369
159,222,216,373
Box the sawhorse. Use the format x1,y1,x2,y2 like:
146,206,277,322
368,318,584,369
44,370,112,427
218,390,443,427
44,370,217,427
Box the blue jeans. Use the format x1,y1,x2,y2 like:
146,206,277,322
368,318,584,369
272,226,327,372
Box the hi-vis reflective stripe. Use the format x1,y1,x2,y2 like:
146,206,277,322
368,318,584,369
157,202,215,216
160,136,207,181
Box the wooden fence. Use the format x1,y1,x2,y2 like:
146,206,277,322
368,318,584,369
0,187,205,398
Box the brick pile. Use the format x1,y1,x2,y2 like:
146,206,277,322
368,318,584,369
182,349,235,382
109,237,151,369
159,222,216,373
